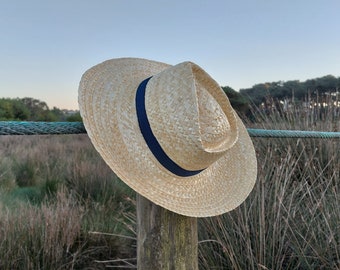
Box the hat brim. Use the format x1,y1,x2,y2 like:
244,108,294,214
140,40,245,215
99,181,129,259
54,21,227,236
79,58,257,217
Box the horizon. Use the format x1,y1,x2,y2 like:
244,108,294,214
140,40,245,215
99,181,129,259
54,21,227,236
2,72,338,111
1,1,340,110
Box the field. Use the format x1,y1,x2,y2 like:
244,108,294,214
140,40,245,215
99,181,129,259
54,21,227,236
0,108,339,269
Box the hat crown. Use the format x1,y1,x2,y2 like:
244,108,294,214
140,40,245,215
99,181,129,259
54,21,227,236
145,62,238,172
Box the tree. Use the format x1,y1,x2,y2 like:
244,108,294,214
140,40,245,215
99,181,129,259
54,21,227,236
239,75,340,105
20,97,50,120
12,99,31,120
222,86,250,116
0,98,14,120
66,112,82,122
0,97,80,121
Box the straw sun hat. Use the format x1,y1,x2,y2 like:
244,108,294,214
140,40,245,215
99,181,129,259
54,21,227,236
78,58,257,217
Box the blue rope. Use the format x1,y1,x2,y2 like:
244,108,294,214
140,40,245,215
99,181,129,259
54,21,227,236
0,121,339,138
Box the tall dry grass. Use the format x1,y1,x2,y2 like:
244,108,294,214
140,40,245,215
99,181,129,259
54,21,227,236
0,105,339,269
198,107,339,269
0,135,136,269
0,189,83,269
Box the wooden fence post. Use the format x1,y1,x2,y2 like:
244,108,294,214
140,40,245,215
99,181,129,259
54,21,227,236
137,194,198,270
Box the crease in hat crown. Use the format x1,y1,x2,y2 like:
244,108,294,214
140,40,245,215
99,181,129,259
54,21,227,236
144,61,239,172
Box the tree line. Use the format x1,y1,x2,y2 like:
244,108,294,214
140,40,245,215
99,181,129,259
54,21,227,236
239,74,340,106
0,91,250,122
0,97,81,121
1,74,339,121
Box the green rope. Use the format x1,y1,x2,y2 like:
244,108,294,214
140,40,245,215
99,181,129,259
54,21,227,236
247,128,340,139
0,121,86,135
0,121,339,138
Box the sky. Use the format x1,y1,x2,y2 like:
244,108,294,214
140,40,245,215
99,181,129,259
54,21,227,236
1,0,340,110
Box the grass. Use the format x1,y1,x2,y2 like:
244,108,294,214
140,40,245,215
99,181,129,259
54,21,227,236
198,106,339,269
0,189,83,269
0,135,136,269
199,137,339,269
0,106,339,269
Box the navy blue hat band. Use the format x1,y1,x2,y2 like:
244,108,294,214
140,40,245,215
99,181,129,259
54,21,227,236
135,77,204,177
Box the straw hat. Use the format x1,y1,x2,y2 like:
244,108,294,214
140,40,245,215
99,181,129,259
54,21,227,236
78,58,257,217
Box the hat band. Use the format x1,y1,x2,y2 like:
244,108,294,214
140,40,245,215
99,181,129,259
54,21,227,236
136,77,204,177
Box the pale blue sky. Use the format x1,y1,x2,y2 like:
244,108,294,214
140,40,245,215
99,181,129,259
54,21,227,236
1,0,339,109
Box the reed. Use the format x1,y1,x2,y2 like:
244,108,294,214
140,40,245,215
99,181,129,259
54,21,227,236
0,135,136,269
198,106,339,269
0,104,338,269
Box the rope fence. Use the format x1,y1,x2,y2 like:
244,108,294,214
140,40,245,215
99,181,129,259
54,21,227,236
0,121,86,135
0,121,339,138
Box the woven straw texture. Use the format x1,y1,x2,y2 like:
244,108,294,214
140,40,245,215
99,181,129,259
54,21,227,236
78,58,257,217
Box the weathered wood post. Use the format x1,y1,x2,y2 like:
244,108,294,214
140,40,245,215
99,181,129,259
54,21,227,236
137,194,198,270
